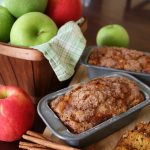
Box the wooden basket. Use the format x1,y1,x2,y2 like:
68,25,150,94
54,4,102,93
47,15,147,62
0,18,87,101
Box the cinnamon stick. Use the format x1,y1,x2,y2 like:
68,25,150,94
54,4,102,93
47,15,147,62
19,144,50,150
19,141,47,148
29,148,51,150
22,134,81,150
26,131,47,140
26,130,56,142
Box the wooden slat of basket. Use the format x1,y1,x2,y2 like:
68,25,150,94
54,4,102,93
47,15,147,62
0,42,44,61
9,57,35,95
32,59,58,97
0,73,5,85
0,55,18,85
0,54,60,99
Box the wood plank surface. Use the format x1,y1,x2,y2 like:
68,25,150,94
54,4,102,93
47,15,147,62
32,59,54,98
43,65,150,150
9,57,35,96
0,55,18,86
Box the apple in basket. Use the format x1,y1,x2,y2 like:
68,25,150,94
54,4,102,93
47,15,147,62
0,6,15,42
10,12,58,47
0,85,35,142
46,0,83,26
4,0,48,18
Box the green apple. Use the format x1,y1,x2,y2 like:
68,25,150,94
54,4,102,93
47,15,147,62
96,24,129,47
10,12,58,47
0,6,15,42
4,0,48,18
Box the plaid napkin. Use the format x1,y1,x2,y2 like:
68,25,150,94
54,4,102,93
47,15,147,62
31,21,86,81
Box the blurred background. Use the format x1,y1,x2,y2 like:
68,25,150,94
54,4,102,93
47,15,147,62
82,0,150,51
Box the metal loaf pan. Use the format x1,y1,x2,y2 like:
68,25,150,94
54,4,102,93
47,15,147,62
80,46,150,86
37,72,150,148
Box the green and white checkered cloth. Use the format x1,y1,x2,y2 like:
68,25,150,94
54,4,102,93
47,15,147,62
31,21,86,81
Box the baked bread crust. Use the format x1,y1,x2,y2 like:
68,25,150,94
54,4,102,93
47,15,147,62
114,122,150,150
88,47,150,73
50,77,144,134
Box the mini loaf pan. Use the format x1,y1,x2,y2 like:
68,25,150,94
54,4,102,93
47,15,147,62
37,72,150,148
80,46,150,86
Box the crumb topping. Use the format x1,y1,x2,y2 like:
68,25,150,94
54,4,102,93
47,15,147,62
50,77,144,134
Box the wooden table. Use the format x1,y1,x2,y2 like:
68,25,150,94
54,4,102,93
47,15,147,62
0,0,150,149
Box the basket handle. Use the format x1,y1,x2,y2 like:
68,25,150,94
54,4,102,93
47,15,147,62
0,18,87,61
76,17,87,33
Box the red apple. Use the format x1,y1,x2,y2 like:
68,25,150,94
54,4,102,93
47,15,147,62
0,85,35,142
46,0,83,26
